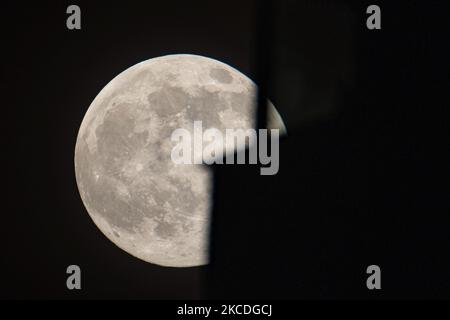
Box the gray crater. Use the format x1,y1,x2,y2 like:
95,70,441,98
209,67,233,84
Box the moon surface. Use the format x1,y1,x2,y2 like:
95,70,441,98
75,54,285,267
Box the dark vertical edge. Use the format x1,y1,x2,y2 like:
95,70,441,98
254,0,273,131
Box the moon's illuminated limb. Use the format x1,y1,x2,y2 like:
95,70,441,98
74,54,285,267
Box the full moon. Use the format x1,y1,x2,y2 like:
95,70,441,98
75,54,285,267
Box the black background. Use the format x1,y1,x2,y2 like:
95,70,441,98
2,0,449,299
